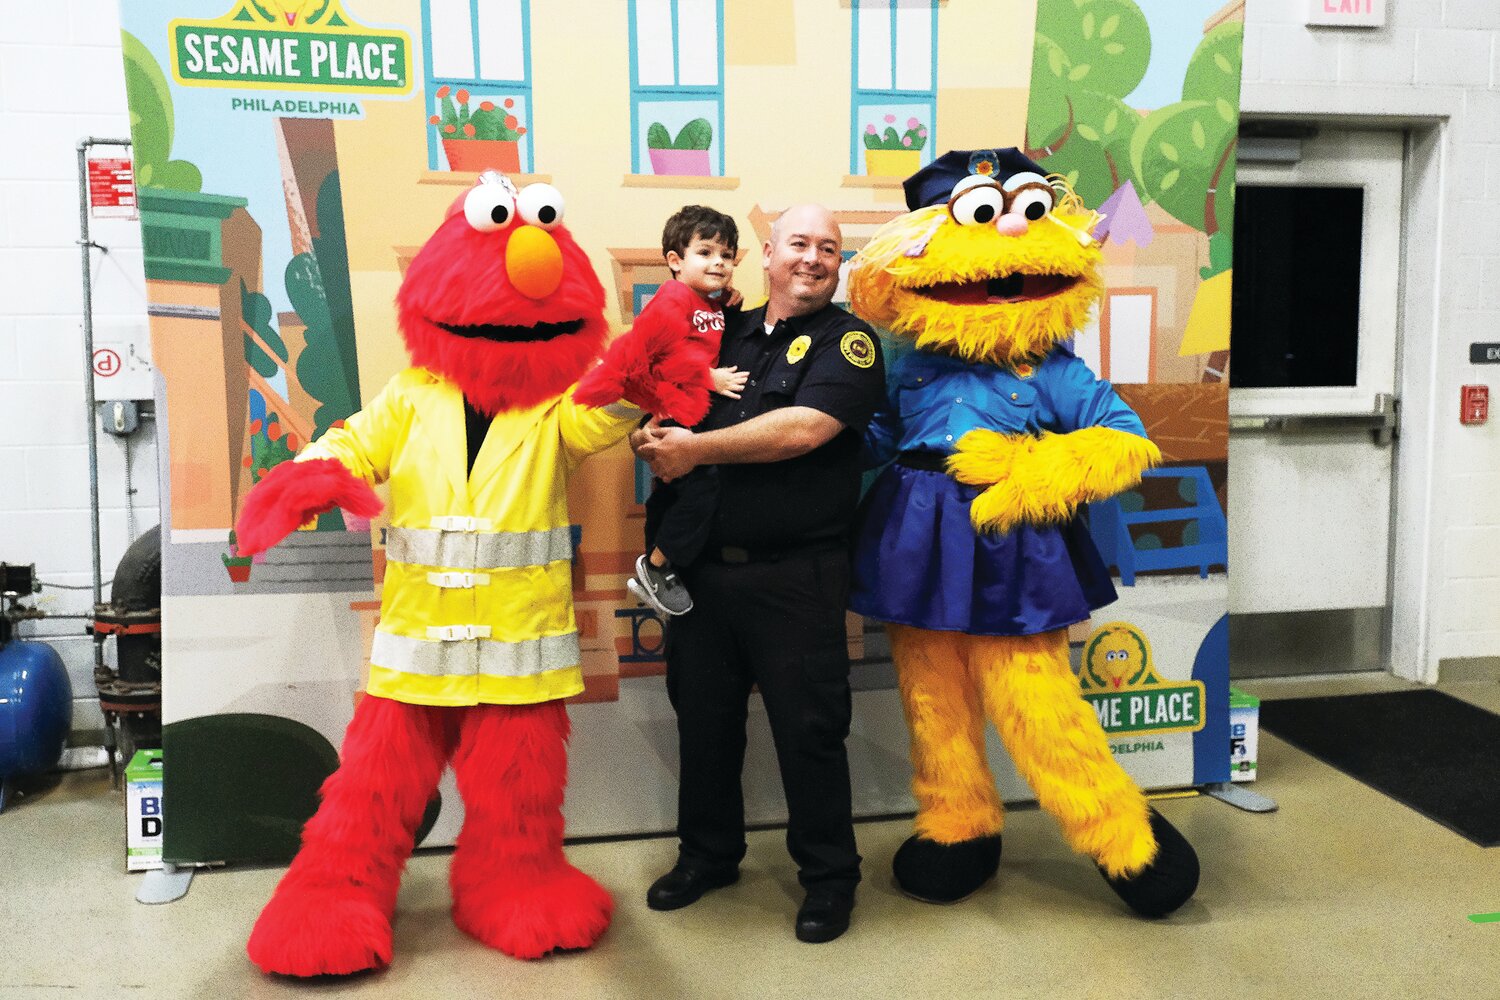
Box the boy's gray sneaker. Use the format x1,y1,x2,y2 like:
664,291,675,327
632,554,693,616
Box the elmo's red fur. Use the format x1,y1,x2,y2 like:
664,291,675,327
233,458,381,557
396,213,611,415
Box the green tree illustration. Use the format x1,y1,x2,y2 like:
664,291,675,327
1025,0,1152,208
241,280,288,378
292,171,361,440
120,31,203,192
1129,22,1244,277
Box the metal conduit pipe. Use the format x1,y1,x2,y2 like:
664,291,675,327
76,136,134,779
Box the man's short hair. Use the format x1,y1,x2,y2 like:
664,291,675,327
662,204,739,260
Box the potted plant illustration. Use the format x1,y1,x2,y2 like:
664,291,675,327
646,117,713,176
431,87,527,173
223,530,253,583
863,114,928,177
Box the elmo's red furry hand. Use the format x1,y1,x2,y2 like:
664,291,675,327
575,329,713,425
573,283,715,426
233,458,383,556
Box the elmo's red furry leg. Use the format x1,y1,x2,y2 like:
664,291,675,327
247,696,453,977
449,702,613,959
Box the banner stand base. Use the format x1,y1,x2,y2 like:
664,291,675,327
136,862,195,905
1203,782,1278,813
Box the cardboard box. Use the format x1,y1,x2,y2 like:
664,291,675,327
125,749,164,871
1229,688,1259,783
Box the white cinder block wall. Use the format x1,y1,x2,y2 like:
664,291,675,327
0,0,157,730
0,0,1494,714
1241,0,1500,669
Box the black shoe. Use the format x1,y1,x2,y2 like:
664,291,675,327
646,863,739,911
892,834,1002,903
1099,807,1200,918
795,891,853,944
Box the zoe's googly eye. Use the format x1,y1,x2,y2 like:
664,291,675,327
517,183,564,229
950,185,1005,226
462,184,516,232
1009,187,1054,222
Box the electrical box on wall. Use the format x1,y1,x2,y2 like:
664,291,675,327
1460,384,1489,426
91,319,154,402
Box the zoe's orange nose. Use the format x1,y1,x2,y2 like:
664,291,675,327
506,225,563,299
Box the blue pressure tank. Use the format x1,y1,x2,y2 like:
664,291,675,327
0,635,73,811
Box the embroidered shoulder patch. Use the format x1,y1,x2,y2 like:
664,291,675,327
786,334,812,364
840,330,876,369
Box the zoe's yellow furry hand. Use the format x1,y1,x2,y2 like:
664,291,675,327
947,427,1161,535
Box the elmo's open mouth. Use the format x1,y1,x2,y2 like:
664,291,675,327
434,318,585,343
914,273,1079,305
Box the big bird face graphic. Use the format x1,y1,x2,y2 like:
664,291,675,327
1084,624,1152,691
849,148,1105,367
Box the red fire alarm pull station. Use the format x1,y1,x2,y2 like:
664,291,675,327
1460,385,1489,426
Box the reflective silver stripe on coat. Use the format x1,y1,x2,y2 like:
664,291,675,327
385,525,573,570
371,630,580,678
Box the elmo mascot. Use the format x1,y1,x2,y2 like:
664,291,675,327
847,149,1199,916
233,172,701,975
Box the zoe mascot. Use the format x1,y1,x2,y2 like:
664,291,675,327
848,148,1199,916
233,172,704,976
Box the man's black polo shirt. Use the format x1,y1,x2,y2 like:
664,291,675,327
698,301,886,553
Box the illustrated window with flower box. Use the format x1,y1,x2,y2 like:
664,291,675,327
850,0,937,179
628,0,726,179
422,0,534,173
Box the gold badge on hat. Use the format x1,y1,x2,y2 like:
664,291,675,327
840,331,875,369
786,334,812,364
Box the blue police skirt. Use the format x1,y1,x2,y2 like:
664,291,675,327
849,461,1117,637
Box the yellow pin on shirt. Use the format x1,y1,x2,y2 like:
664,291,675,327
786,334,812,364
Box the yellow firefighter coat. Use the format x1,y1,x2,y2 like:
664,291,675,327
298,367,641,707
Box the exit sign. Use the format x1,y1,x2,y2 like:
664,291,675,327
1306,0,1386,27
1471,343,1500,364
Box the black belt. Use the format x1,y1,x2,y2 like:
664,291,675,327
896,450,949,472
708,540,842,565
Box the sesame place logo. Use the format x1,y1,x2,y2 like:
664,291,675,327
170,1,412,95
1080,622,1205,737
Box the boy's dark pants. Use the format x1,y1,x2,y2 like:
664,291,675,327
643,466,720,567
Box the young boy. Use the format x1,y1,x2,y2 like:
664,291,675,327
627,205,746,616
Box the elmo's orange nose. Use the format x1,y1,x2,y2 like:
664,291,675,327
506,225,563,299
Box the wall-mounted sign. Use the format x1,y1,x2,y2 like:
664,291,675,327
1470,342,1500,365
87,157,136,219
1305,0,1387,28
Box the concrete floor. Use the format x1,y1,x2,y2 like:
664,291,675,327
4,669,1498,1000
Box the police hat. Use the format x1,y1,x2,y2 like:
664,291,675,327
903,148,1048,212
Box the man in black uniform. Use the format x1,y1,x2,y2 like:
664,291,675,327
633,204,886,944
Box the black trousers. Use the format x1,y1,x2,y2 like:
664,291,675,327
643,466,720,567
664,547,861,897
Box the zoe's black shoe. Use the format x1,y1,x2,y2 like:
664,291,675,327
892,834,1002,903
1099,808,1199,918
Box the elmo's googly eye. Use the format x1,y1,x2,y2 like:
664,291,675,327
950,185,1005,227
463,184,517,232
1009,187,1054,222
517,183,564,229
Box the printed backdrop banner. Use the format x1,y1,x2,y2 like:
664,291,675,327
118,0,1242,864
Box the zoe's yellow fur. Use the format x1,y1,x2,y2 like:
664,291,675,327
949,426,1162,534
889,624,1157,878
